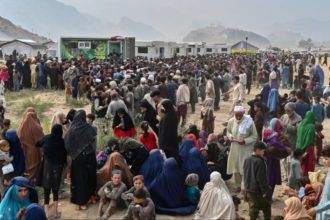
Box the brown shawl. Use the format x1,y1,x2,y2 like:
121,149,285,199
17,111,44,180
96,152,133,188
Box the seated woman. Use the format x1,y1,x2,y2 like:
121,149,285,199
195,171,236,220
97,152,133,189
204,142,232,181
112,108,136,138
182,148,210,189
0,176,38,220
148,158,196,215
282,197,312,220
179,139,196,163
139,149,165,188
107,137,149,175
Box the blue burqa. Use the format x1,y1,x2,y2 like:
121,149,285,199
21,203,47,220
184,148,210,189
267,88,279,114
5,129,25,177
179,139,195,162
139,149,165,187
316,64,325,87
149,158,196,215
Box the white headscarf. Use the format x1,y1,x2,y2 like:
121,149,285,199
195,172,236,220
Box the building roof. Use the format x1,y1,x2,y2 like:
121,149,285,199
231,40,259,50
0,39,47,50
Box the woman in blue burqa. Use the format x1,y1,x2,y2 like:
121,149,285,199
0,176,38,220
139,149,165,187
149,158,196,215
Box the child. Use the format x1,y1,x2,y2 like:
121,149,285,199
293,75,300,90
185,173,200,205
1,119,10,139
201,98,215,134
0,100,5,127
0,139,13,197
138,121,157,151
78,77,86,101
232,195,246,220
311,96,325,123
308,145,330,218
122,189,156,220
121,175,150,206
302,184,318,210
86,113,97,133
243,141,271,220
97,170,127,220
315,123,324,165
288,149,304,190
326,97,330,118
13,69,20,92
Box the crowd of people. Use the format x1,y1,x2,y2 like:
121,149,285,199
0,51,329,220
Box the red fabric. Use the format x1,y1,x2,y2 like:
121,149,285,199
113,127,136,138
301,144,316,176
186,134,200,148
0,68,8,81
138,131,157,151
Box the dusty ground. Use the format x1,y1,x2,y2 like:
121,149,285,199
5,61,330,219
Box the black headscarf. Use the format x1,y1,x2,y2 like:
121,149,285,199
64,110,96,159
112,108,135,131
36,124,67,165
158,100,178,150
140,99,158,134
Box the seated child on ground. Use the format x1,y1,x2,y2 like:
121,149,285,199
97,170,127,220
185,173,200,205
122,175,150,207
232,195,246,220
122,189,156,220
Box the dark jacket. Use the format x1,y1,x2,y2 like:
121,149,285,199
243,154,270,194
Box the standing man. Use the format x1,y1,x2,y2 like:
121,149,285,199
205,73,215,108
227,106,258,193
239,69,247,100
213,72,222,111
176,78,190,127
188,73,198,113
225,76,244,116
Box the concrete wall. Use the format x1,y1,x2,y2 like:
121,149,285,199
1,41,46,58
136,41,231,59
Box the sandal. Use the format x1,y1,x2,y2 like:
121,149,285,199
54,212,61,219
90,195,97,204
76,204,88,210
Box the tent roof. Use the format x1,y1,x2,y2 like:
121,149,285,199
231,41,259,50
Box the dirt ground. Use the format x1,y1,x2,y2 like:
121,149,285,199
5,63,330,220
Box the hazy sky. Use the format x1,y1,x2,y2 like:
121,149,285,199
58,0,330,39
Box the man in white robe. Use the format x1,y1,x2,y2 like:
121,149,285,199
226,106,258,192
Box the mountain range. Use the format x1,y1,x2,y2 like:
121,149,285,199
182,25,271,48
0,16,48,43
0,0,165,41
0,0,328,48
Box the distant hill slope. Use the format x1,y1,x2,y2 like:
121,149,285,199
0,16,48,43
0,0,165,41
183,25,271,48
268,31,303,49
